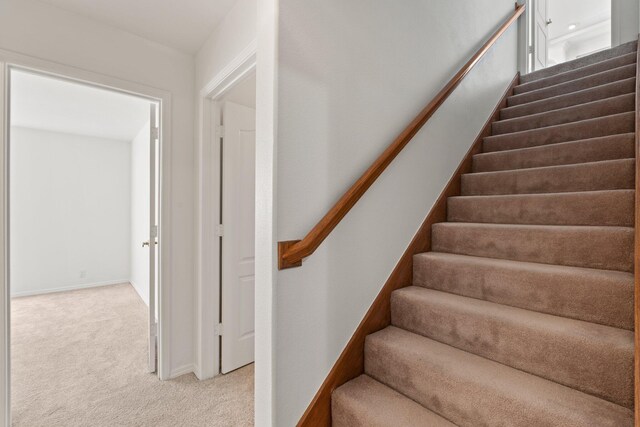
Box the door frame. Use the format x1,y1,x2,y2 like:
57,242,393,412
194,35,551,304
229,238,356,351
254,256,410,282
195,40,256,380
0,48,173,425
517,0,636,75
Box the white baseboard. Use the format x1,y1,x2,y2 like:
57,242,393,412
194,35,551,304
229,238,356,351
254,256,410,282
193,360,218,381
169,364,195,379
128,279,150,306
11,279,130,298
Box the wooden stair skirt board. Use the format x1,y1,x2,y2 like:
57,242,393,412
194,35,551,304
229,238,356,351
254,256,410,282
300,37,640,426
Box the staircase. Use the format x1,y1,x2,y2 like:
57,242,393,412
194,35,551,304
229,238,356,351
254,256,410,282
331,40,637,426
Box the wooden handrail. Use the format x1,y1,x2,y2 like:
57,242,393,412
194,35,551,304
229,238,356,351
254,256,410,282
278,3,526,270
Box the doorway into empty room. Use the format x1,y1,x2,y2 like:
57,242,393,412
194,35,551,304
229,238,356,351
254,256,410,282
8,68,160,425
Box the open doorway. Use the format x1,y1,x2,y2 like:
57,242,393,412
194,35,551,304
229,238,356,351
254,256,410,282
196,52,257,380
217,73,256,375
8,68,161,424
528,0,613,71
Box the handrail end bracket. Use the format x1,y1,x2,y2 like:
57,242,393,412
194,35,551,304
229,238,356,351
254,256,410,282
278,240,303,270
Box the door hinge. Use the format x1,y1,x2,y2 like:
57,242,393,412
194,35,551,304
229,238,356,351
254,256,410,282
215,125,225,139
216,224,224,237
528,45,534,54
151,127,159,140
150,323,157,337
214,323,224,336
151,225,158,238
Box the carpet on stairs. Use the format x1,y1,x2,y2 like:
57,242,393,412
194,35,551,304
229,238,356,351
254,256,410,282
332,39,637,426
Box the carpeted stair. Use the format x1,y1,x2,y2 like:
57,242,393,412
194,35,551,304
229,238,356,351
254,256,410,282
332,39,637,426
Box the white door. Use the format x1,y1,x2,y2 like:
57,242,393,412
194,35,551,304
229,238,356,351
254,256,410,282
147,103,159,373
221,101,256,374
533,0,550,70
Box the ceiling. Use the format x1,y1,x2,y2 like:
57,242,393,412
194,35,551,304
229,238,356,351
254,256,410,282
548,0,610,40
11,70,151,142
34,0,238,53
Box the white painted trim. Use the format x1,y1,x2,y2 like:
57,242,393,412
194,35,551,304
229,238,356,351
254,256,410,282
169,363,195,379
253,0,277,420
610,0,639,48
0,60,9,427
517,0,531,75
0,48,174,425
200,40,257,99
612,0,622,47
10,280,130,298
128,279,147,305
195,40,257,381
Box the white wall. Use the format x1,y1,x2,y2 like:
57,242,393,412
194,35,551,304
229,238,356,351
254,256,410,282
130,122,150,305
0,0,196,377
195,0,257,90
10,127,131,297
269,0,519,424
612,0,640,45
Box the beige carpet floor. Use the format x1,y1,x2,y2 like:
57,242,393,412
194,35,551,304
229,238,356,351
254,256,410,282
11,283,254,427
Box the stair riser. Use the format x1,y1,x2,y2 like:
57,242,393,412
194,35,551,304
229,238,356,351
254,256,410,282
462,159,634,196
492,94,634,135
501,78,635,120
521,40,637,83
483,112,634,152
431,224,634,271
508,64,636,107
365,328,633,427
391,288,633,408
332,376,456,427
447,191,634,227
473,134,635,172
514,53,636,94
413,253,634,330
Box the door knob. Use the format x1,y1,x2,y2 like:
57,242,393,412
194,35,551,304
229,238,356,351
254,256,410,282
546,18,552,25
142,240,158,247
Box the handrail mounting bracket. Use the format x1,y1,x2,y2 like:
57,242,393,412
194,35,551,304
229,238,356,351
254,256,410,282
279,240,303,269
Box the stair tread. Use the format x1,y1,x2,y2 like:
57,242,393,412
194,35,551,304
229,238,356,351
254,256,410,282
462,158,635,196
473,133,635,172
431,222,634,272
484,112,634,152
492,92,634,135
450,188,634,199
432,222,634,233
415,251,634,279
507,63,636,106
466,157,634,177
514,52,637,94
392,286,633,407
332,375,456,427
447,189,634,227
413,252,634,330
501,77,636,119
366,327,633,426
